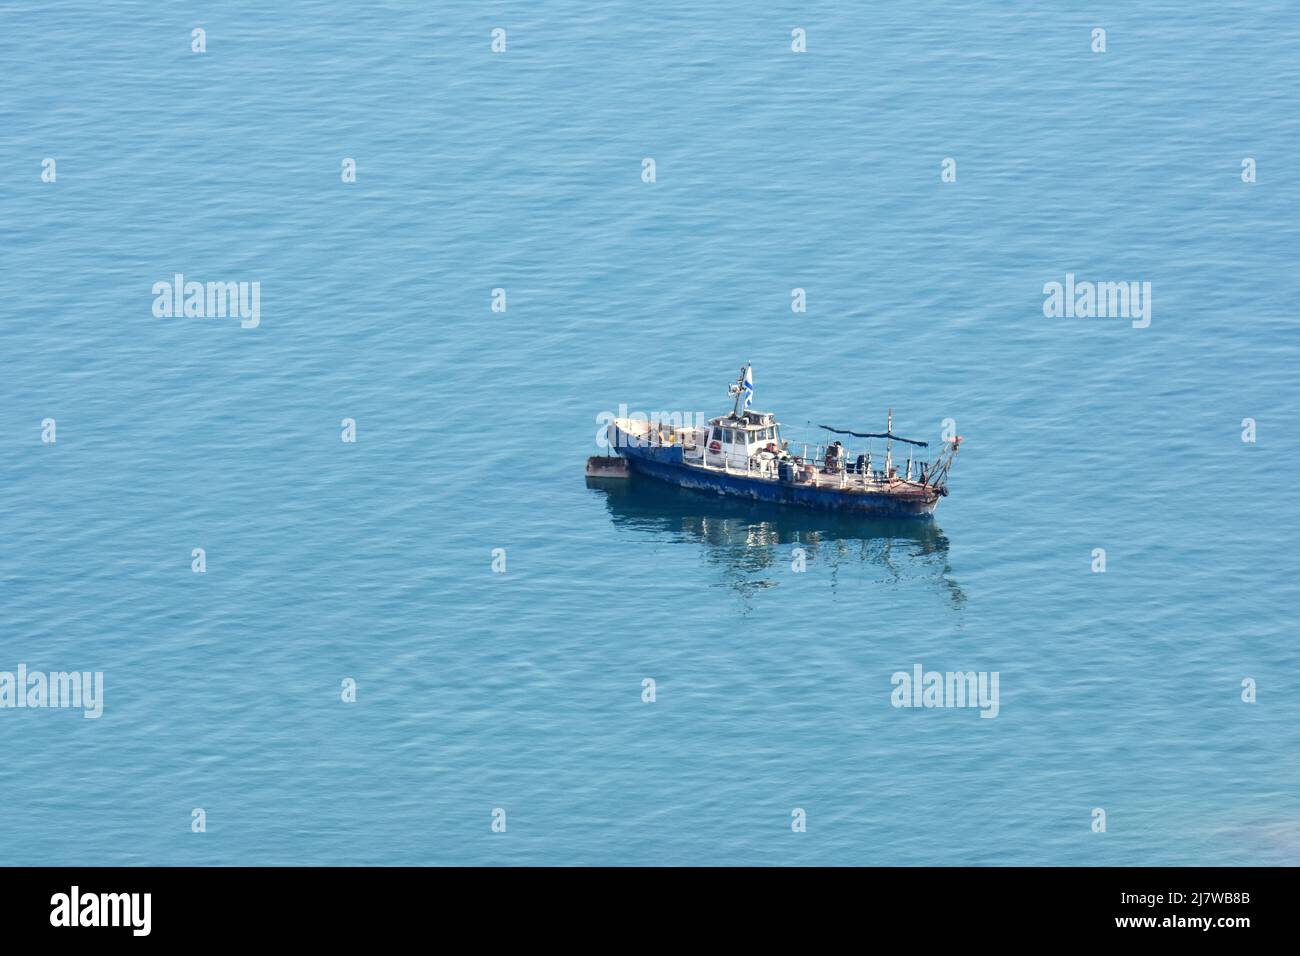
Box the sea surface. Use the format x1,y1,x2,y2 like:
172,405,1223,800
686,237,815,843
2,1,1298,865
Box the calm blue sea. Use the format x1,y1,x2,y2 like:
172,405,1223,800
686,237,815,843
2,1,1298,866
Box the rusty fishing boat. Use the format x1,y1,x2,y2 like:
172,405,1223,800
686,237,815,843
601,364,960,518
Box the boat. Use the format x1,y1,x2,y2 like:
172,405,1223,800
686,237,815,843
605,364,960,518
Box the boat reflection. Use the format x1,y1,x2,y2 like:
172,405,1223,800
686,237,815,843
587,474,964,606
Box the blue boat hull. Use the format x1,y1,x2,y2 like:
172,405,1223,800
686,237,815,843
611,432,937,518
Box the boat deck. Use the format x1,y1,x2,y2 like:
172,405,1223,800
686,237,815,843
679,444,933,499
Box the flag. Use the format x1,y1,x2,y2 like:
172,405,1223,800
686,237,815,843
741,364,753,410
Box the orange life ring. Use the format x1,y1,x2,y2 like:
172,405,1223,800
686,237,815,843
708,440,722,454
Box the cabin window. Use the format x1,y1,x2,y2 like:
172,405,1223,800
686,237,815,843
724,429,735,443
711,427,722,442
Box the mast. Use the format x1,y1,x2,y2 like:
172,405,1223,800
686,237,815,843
729,363,750,420
885,408,893,478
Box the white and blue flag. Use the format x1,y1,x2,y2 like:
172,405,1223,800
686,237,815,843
741,364,754,410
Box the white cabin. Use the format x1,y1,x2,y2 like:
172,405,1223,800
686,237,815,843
702,410,782,468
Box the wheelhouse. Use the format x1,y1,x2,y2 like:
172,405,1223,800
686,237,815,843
705,410,782,463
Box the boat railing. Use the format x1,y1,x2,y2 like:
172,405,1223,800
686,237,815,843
691,450,923,488
710,451,781,477
781,434,934,481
